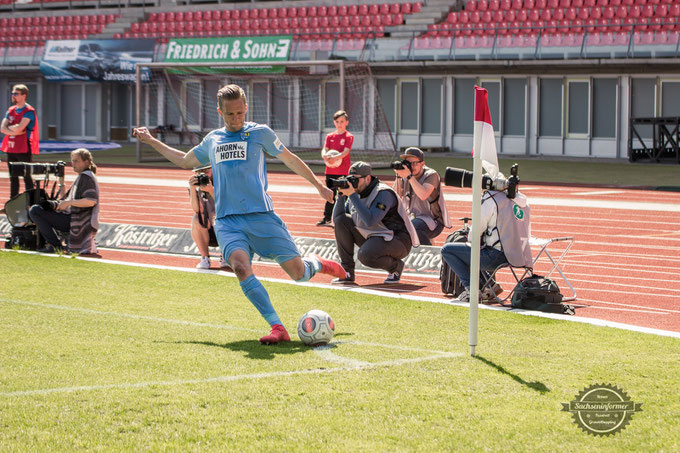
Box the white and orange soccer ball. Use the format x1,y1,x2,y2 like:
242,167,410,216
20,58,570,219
324,150,343,168
297,309,335,346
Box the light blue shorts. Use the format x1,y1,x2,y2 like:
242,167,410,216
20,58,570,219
214,211,300,264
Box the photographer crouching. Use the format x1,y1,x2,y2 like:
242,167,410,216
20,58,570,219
441,165,532,302
28,148,99,254
392,147,451,245
189,165,229,270
331,161,419,284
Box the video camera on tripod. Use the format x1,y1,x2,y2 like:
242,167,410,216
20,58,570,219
3,161,67,250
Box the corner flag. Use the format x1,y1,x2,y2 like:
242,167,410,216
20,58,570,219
474,87,499,179
469,86,499,356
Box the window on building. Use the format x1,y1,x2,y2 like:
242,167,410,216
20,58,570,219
421,79,442,134
567,80,589,136
300,79,320,131
661,81,680,117
377,78,396,133
400,80,418,132
454,78,475,134
324,82,340,129
592,78,617,138
539,79,563,136
503,79,526,136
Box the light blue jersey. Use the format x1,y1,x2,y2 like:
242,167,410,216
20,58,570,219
192,122,283,218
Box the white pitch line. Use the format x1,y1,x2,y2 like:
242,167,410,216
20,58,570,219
0,347,460,398
0,298,260,333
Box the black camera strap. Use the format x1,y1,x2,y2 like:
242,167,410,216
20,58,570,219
197,191,211,229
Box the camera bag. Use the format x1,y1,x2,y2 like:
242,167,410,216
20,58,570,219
5,225,42,251
510,275,575,315
440,226,468,296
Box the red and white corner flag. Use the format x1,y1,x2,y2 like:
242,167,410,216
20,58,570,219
474,86,499,179
469,85,499,357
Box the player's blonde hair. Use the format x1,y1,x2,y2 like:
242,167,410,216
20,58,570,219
217,84,247,111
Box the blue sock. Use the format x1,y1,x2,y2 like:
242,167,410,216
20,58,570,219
240,275,281,326
296,258,317,282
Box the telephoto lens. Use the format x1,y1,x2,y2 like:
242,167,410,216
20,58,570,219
444,167,474,188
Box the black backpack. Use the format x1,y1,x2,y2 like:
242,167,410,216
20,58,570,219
440,226,468,296
511,275,575,315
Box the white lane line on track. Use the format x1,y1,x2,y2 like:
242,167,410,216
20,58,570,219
4,171,677,212
571,190,625,196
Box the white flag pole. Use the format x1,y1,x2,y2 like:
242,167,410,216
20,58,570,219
469,119,484,357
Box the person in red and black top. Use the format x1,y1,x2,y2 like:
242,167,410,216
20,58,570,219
1,84,39,198
317,110,353,227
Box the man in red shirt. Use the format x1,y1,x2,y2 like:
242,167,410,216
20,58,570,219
318,110,353,226
1,84,39,198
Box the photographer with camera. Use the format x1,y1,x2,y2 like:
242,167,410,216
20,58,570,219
1,84,39,199
440,166,532,302
189,165,229,270
28,148,99,254
392,147,451,245
331,161,419,284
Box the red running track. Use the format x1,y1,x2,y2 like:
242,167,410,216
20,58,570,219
3,162,680,334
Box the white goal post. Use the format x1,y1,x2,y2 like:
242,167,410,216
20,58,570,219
135,60,398,166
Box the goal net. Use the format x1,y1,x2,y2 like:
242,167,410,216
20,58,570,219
135,60,398,167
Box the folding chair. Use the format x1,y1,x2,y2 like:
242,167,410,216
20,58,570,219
529,236,577,301
481,235,577,304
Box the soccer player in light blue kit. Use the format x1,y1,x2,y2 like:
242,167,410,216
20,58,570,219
133,84,345,345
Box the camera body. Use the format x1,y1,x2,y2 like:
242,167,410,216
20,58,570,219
390,160,413,172
444,163,520,199
195,173,211,186
8,161,66,178
329,175,361,189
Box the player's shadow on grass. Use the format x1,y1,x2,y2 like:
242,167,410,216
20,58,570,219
178,340,308,360
366,283,426,292
474,355,550,394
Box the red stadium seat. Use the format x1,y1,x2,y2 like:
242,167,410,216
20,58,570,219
603,6,615,18
535,0,547,8
478,0,488,11
489,0,500,10
504,9,516,21
590,7,602,19
466,0,478,11
540,9,552,20
351,15,360,27
547,0,558,8
528,8,540,21
481,11,492,22
402,3,412,14
670,4,680,17
640,4,653,17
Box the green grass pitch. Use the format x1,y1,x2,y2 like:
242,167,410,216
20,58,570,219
1,252,679,451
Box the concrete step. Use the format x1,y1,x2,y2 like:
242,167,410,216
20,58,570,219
405,17,438,25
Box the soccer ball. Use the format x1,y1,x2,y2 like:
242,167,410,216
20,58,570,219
297,309,335,346
325,150,343,168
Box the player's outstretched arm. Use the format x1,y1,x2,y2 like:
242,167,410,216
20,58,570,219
132,127,200,169
278,147,334,203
